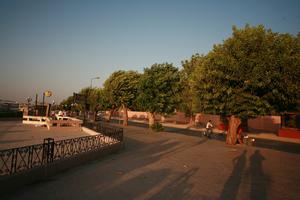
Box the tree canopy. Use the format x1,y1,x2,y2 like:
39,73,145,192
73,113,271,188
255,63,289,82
58,24,300,144
103,70,141,125
192,24,300,144
180,54,205,121
137,63,182,125
193,25,300,118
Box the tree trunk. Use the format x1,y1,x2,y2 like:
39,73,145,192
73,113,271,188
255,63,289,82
147,112,155,127
189,115,195,126
107,109,114,122
161,116,165,123
226,115,242,145
123,105,128,126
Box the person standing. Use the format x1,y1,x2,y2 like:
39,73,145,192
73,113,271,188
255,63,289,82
206,120,213,138
237,125,244,144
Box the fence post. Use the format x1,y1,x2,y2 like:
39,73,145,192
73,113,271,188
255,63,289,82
42,138,54,164
11,149,17,174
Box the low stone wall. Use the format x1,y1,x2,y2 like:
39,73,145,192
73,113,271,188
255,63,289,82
22,115,83,130
107,110,282,133
248,116,281,133
195,114,221,128
0,142,123,196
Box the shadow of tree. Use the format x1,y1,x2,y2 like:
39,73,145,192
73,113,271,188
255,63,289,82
111,118,226,142
218,150,247,200
95,164,201,200
94,168,170,200
148,168,200,200
6,134,198,200
116,135,207,173
250,139,300,154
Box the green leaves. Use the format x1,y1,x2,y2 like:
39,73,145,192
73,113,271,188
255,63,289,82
193,25,300,118
60,24,299,122
136,63,182,115
103,70,141,110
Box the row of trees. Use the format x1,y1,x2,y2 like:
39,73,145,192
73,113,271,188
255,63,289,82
60,25,300,145
60,63,182,127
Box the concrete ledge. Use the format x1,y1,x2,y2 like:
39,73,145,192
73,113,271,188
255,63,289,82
0,142,124,196
81,126,100,135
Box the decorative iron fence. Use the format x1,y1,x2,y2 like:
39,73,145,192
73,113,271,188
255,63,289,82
0,123,123,176
84,122,123,142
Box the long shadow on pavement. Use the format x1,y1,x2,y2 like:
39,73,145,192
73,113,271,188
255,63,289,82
218,150,247,200
5,127,210,200
110,119,300,154
248,150,270,200
148,168,207,200
249,138,300,154
219,150,271,200
110,119,226,141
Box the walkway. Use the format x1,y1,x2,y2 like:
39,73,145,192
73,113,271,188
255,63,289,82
3,125,300,200
0,120,87,150
121,118,300,144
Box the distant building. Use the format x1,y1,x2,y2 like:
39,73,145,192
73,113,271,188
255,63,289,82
0,99,19,112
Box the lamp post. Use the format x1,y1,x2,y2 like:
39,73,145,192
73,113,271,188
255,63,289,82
26,97,32,116
42,91,52,116
84,77,100,124
90,76,100,88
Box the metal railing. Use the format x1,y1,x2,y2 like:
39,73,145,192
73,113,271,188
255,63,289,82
0,122,123,176
84,122,123,142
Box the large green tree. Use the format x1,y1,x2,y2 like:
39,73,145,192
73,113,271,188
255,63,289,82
59,96,75,111
103,70,140,125
78,87,98,112
180,54,205,125
59,87,113,121
193,25,300,144
137,63,182,127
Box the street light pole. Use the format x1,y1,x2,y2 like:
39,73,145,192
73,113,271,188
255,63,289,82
85,77,100,124
90,76,100,88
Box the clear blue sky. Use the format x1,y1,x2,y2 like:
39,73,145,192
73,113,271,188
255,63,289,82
0,0,299,103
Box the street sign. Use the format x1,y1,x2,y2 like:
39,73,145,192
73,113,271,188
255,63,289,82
44,91,52,97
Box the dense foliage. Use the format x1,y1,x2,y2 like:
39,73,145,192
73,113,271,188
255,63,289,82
192,25,300,144
59,24,299,144
136,63,182,126
103,70,140,125
180,54,205,123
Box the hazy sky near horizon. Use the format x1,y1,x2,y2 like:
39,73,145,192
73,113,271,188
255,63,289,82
0,0,299,103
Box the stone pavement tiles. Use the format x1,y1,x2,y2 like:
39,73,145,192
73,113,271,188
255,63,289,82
4,125,300,200
0,120,88,150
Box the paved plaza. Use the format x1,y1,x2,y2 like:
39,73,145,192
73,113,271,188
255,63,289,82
1,122,300,200
0,120,88,150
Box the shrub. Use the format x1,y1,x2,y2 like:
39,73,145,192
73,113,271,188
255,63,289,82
151,122,164,132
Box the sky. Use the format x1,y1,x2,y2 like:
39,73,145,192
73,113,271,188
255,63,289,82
0,0,299,103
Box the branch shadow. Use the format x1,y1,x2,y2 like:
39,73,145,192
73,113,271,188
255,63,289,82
95,168,170,200
148,168,200,200
111,118,226,141
96,167,210,200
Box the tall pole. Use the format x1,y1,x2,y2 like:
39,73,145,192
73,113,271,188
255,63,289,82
42,92,45,116
35,94,38,116
89,77,100,123
90,76,100,88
